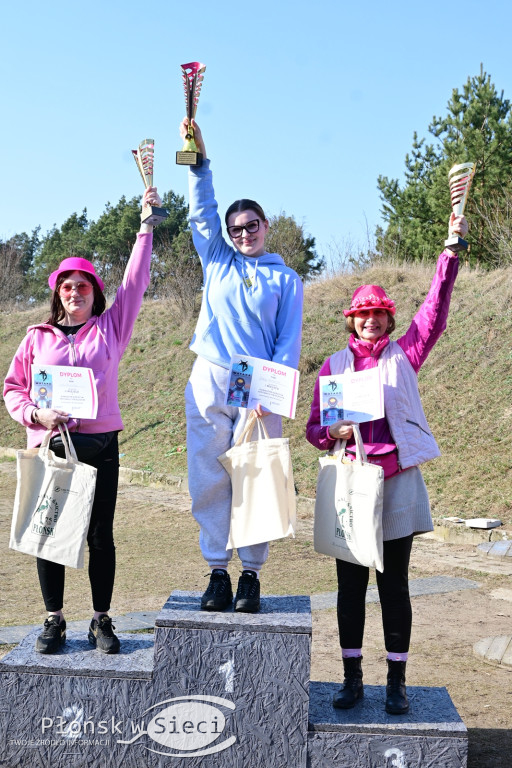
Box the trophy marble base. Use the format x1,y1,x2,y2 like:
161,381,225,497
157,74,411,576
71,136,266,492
176,150,203,167
444,235,468,253
141,205,169,226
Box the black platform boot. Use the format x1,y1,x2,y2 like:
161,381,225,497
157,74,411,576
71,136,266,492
332,656,364,709
385,660,409,714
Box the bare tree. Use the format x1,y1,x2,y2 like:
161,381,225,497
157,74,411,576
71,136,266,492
151,230,203,316
0,240,24,306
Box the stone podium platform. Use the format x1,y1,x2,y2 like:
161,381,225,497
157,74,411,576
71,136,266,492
0,593,467,767
308,681,468,767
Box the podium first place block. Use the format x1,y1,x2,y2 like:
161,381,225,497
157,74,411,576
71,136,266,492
0,592,467,768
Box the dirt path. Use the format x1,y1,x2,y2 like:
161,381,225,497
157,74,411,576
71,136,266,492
1,461,511,767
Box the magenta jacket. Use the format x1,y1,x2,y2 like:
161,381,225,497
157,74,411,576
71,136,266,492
3,232,153,448
306,250,459,457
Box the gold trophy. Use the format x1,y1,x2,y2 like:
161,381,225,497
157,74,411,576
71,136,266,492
176,62,206,167
132,139,169,226
444,162,475,251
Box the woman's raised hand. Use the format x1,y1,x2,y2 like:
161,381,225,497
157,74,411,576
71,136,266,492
139,186,163,232
179,117,207,159
448,213,468,241
143,186,162,209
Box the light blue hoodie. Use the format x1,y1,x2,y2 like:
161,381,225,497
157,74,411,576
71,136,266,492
188,160,303,369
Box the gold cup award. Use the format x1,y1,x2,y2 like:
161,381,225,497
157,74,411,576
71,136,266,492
132,139,169,226
176,62,206,167
444,162,475,252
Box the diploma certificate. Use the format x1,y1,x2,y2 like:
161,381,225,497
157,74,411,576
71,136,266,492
31,365,98,419
320,367,384,426
225,356,300,419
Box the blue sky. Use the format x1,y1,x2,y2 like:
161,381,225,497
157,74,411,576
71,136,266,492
1,0,511,258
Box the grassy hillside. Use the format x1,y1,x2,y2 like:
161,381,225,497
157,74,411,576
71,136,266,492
1,259,511,523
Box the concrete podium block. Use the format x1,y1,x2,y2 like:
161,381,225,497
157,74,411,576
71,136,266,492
0,592,312,768
0,593,468,768
307,681,467,768
152,591,312,767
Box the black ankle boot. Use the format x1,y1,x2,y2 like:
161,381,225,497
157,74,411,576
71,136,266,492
385,660,409,714
333,656,364,709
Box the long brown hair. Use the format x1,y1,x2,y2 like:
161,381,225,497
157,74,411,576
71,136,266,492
47,271,106,325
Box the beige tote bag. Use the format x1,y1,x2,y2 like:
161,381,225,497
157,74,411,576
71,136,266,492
218,412,296,549
9,424,97,568
314,424,384,571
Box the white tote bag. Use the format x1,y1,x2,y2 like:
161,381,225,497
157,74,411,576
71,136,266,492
9,425,97,568
218,412,296,549
314,424,384,571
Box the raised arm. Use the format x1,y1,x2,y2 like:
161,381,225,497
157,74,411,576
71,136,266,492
398,215,467,373
182,118,226,268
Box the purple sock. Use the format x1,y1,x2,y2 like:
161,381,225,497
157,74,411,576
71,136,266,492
387,651,408,662
342,648,362,658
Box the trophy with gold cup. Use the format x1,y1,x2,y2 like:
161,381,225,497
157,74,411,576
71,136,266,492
132,139,169,226
444,162,475,252
176,62,206,167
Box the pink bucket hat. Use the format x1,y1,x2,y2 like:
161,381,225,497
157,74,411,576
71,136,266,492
343,284,396,317
48,257,105,292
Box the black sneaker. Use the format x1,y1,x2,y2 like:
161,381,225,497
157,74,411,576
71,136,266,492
234,570,261,613
88,615,120,654
201,569,233,611
35,615,67,654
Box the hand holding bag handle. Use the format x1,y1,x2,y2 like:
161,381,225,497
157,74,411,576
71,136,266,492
334,423,367,464
234,410,269,446
39,423,79,466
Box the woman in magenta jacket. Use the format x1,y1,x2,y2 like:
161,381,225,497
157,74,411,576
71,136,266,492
306,214,467,715
3,186,161,656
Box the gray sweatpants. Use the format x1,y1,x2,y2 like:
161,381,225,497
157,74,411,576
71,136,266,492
185,356,283,572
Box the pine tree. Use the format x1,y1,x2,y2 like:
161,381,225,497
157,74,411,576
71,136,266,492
377,66,512,266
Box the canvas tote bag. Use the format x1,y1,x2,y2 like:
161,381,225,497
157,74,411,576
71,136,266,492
218,412,296,549
9,424,97,568
314,424,384,571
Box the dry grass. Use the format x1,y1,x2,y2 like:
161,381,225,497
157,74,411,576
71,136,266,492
1,258,511,524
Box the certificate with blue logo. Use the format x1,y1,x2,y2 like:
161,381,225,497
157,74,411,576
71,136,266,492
320,367,383,426
225,356,300,419
31,364,98,419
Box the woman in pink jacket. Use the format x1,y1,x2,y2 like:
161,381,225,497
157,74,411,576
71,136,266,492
306,214,467,715
3,186,161,656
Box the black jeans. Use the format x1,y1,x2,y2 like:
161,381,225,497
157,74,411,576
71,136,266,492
36,433,119,613
336,534,414,653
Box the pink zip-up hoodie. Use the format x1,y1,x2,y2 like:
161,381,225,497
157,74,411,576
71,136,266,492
3,232,153,448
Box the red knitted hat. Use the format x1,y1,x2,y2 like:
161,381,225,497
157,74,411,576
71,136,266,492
343,284,396,317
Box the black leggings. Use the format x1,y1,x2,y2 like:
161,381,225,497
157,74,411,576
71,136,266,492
36,434,119,613
336,534,414,653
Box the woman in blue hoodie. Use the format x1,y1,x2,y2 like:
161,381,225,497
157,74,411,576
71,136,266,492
180,118,303,614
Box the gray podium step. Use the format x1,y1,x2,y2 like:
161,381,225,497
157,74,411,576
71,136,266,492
308,681,468,767
0,592,467,767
